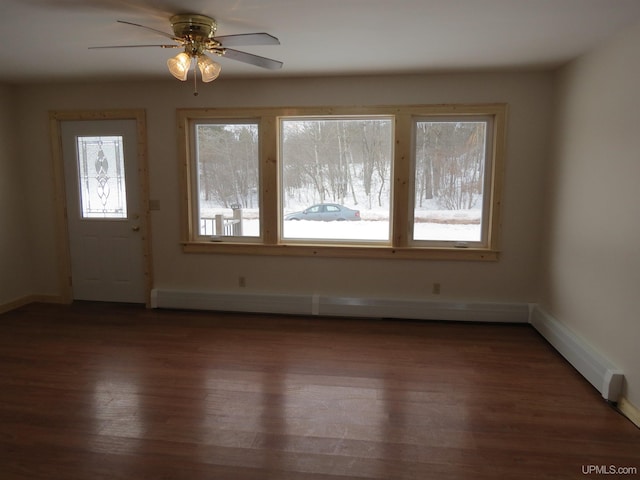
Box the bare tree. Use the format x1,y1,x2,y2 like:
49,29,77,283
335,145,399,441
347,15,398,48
199,117,391,213
415,121,485,210
196,124,259,208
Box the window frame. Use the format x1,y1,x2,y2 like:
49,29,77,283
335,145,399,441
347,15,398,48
279,114,395,246
178,104,507,261
190,118,263,243
409,114,495,249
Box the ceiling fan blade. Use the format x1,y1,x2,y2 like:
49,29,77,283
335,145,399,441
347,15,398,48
215,33,280,47
89,44,180,49
223,49,283,70
117,20,182,42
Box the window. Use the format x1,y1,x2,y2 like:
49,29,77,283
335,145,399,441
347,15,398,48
280,117,393,243
179,104,506,260
411,117,493,247
76,136,127,219
191,120,260,240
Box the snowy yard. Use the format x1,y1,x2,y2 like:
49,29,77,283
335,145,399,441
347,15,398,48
201,205,481,242
283,219,479,241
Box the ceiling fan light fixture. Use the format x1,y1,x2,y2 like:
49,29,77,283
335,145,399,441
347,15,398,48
197,55,221,82
99,14,282,91
167,52,191,81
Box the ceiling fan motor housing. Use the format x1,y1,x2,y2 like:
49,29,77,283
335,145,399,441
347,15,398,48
170,14,217,41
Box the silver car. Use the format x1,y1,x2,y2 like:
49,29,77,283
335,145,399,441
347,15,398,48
284,203,361,221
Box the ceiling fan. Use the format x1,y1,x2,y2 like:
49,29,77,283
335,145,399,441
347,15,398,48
90,14,283,95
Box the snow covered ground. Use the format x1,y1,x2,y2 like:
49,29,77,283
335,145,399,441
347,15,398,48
282,220,479,241
201,210,480,241
200,200,481,242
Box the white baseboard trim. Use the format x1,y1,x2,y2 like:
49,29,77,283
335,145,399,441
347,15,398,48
317,295,529,322
529,305,624,403
150,288,530,323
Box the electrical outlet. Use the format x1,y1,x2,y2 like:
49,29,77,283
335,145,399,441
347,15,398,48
238,276,246,288
432,282,441,295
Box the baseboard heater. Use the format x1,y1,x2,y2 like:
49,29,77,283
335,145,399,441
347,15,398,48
150,288,530,323
150,289,623,403
530,306,623,403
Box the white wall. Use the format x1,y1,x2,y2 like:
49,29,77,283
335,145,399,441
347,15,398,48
14,71,553,305
541,20,640,406
0,84,33,306
3,38,637,414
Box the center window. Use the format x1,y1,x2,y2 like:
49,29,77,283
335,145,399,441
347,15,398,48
279,117,393,243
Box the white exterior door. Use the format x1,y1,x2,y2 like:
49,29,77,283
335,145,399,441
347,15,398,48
61,120,146,303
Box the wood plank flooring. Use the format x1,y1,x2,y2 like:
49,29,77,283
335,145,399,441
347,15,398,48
0,302,638,479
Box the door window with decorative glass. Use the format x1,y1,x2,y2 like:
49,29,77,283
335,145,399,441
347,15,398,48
76,136,127,219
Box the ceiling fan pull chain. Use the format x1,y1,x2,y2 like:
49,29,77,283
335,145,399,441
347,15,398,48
193,57,199,96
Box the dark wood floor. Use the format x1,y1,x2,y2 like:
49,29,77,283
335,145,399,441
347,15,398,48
0,302,638,480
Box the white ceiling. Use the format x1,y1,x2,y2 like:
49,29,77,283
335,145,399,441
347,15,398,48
2,0,640,83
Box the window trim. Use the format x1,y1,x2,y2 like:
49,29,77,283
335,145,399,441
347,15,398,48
178,104,507,261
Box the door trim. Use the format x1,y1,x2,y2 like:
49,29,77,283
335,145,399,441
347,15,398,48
49,110,153,306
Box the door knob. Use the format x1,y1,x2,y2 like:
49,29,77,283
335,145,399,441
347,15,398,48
132,226,140,232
